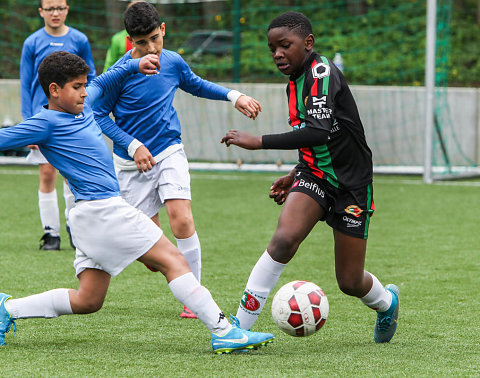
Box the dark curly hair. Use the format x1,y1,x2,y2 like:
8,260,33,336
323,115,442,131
268,12,313,39
38,51,90,98
124,1,162,37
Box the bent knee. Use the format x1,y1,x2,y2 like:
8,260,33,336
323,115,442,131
337,279,364,297
74,298,104,314
170,216,195,237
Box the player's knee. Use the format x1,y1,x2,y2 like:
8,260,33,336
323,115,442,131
75,297,105,314
337,277,363,297
268,234,299,263
170,214,194,236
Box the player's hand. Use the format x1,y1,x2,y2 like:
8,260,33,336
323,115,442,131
28,145,39,150
269,173,295,205
138,54,160,75
234,95,262,120
221,129,262,150
133,145,156,173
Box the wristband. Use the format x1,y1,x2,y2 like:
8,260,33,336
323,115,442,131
127,139,144,158
227,90,244,106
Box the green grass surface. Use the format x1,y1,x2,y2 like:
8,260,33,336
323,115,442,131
0,166,479,376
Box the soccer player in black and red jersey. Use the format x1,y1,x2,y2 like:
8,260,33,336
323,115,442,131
221,11,399,343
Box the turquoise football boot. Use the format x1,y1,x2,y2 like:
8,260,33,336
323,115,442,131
0,293,16,346
374,284,399,343
211,315,274,354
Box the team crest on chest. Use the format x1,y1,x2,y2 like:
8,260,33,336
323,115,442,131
312,63,330,80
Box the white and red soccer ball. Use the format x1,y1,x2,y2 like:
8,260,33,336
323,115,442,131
271,280,329,337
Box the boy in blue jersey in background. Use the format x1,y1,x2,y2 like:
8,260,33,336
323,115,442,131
20,0,96,251
0,51,274,354
93,1,263,319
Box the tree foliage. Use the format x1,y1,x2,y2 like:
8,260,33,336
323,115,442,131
0,0,478,86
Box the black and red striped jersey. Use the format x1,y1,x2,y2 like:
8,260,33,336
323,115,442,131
286,52,373,189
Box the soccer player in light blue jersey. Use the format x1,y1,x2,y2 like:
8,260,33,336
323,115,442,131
93,2,263,319
0,51,274,353
20,0,97,250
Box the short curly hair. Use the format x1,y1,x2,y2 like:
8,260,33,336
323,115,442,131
268,12,313,39
38,51,90,98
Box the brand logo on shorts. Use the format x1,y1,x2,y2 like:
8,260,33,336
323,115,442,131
343,215,362,227
241,291,260,311
345,205,363,218
296,179,325,198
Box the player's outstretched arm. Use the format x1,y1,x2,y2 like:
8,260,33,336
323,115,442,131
234,95,262,120
221,129,262,150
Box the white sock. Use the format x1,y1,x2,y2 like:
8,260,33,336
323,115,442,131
5,289,73,319
176,232,201,283
38,189,60,236
63,181,75,226
168,272,231,336
360,272,392,312
236,250,286,330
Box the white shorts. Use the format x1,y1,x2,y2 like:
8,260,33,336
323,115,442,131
115,148,191,218
69,196,163,277
26,149,49,165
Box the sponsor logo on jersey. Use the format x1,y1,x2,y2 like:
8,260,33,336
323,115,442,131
49,42,64,47
330,120,340,133
345,205,363,217
307,107,332,119
312,62,330,80
241,291,260,311
312,96,327,108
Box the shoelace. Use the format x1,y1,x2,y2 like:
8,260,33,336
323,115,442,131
2,318,16,336
376,316,393,332
229,314,240,328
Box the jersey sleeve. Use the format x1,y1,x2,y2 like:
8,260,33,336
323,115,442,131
0,118,49,151
90,58,140,149
20,39,35,120
303,57,341,132
78,35,97,83
177,55,230,100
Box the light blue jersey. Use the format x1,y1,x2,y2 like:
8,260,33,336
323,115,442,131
93,49,230,160
20,27,97,119
1,59,139,202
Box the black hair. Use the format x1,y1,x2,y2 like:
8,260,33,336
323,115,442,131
268,11,313,38
38,51,90,98
124,1,161,37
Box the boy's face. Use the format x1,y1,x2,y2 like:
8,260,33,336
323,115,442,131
267,27,314,76
129,24,166,59
48,75,88,115
39,0,69,30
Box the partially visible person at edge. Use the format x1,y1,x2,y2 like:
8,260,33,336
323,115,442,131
0,51,274,355
103,1,141,72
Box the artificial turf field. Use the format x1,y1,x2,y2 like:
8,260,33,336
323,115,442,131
0,166,479,376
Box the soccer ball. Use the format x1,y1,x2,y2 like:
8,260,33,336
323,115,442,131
271,280,329,337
